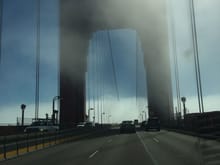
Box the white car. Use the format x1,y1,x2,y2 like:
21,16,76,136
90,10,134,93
24,120,59,133
76,122,94,128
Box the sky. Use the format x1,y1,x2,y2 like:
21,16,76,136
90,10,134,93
0,0,220,124
169,0,220,113
0,0,59,123
86,30,147,123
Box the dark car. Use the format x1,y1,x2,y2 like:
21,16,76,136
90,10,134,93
120,120,136,133
145,117,160,131
140,120,147,130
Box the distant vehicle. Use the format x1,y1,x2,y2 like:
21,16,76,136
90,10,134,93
145,117,160,131
120,120,136,133
140,120,147,129
134,119,139,125
76,122,94,128
24,120,59,133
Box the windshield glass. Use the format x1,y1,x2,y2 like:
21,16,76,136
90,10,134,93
0,0,220,165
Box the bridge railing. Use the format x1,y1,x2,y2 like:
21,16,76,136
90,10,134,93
0,125,115,161
164,111,220,139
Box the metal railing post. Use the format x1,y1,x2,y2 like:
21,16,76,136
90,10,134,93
3,136,6,159
42,132,45,148
55,131,57,145
26,133,29,152
35,133,38,150
16,135,19,156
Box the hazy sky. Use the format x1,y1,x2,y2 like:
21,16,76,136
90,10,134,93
0,0,220,123
169,0,220,113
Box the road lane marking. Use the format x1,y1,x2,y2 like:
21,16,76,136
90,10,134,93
137,133,158,165
89,150,99,159
153,138,159,143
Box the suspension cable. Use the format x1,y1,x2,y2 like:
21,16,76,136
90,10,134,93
107,31,119,100
95,33,100,123
169,0,181,115
189,0,204,113
35,0,40,119
0,0,3,65
136,32,138,106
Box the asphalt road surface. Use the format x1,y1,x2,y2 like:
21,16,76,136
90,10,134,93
1,130,220,165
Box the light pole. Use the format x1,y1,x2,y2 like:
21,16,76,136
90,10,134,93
101,112,105,124
21,104,26,126
181,97,187,119
142,111,147,121
140,113,143,122
108,115,111,124
52,96,62,125
88,108,94,122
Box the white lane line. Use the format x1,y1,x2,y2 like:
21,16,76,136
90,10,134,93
88,150,99,159
153,138,159,143
137,133,158,165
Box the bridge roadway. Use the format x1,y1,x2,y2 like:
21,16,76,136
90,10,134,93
1,130,220,165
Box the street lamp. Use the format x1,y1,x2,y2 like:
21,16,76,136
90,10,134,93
21,104,26,126
181,97,187,119
140,113,143,122
142,110,147,121
108,115,112,124
101,112,105,124
52,96,62,125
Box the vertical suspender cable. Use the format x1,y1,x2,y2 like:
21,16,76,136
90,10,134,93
92,34,96,123
57,0,60,122
101,32,104,122
0,0,3,65
99,32,103,123
136,32,141,113
189,0,204,113
107,31,119,100
101,31,108,125
99,33,102,123
88,40,91,115
35,0,40,119
136,32,138,106
169,0,182,115
92,36,95,118
96,33,100,123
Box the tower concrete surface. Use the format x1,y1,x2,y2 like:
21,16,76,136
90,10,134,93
60,0,174,128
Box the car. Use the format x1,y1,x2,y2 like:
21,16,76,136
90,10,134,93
134,119,139,125
145,117,160,131
120,120,136,133
140,120,147,130
76,122,94,128
76,122,86,128
24,120,59,133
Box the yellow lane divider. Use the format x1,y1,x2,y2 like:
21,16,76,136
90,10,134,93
0,133,91,160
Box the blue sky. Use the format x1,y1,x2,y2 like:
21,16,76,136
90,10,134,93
0,0,220,123
0,0,59,123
